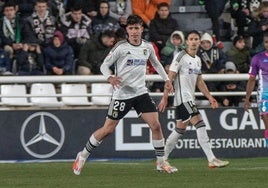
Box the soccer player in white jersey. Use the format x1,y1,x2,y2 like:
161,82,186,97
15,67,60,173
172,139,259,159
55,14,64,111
158,30,230,168
73,15,177,175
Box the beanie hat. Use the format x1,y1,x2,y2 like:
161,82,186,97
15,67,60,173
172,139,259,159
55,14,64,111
53,30,65,44
233,35,243,46
201,33,213,45
225,61,236,72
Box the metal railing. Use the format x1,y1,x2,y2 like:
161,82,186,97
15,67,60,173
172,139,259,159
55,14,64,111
0,74,256,98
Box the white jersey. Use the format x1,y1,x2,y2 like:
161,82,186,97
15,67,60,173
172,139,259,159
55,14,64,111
169,50,202,106
101,39,168,100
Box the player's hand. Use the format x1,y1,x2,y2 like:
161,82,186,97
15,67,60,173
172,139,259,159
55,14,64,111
158,97,168,112
108,76,121,89
244,100,250,112
209,97,218,109
164,80,174,94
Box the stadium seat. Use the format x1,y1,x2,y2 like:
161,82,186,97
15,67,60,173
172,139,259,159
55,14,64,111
30,83,63,107
91,83,112,105
61,83,92,105
0,84,32,106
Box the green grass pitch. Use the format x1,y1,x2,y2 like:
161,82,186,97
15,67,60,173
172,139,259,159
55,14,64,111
0,157,267,188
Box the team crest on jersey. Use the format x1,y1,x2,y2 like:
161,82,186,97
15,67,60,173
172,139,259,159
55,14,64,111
112,111,118,118
143,49,147,55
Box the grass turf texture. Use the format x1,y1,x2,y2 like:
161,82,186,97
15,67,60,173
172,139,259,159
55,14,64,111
0,158,267,188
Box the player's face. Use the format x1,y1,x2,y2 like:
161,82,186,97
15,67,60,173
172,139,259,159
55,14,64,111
186,33,200,51
126,24,143,41
4,6,16,20
71,10,82,22
264,36,268,51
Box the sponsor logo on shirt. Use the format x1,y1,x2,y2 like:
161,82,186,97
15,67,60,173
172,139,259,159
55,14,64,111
126,59,146,66
263,59,268,63
188,68,200,74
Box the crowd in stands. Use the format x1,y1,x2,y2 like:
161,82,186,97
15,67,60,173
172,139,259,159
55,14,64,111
0,0,267,106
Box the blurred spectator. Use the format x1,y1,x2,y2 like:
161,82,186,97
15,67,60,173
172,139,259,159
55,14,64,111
15,43,45,75
248,1,268,54
77,30,116,75
0,2,23,59
131,0,170,27
225,35,251,73
44,30,74,75
66,0,98,18
160,30,185,66
197,32,226,92
59,4,91,58
198,32,226,74
201,0,228,40
230,0,262,36
48,0,66,19
0,40,12,76
217,61,245,107
149,2,179,51
109,0,132,26
23,0,56,48
91,0,120,36
15,0,36,20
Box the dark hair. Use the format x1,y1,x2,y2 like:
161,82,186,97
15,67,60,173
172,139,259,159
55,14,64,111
99,0,109,8
3,1,16,9
71,3,83,12
264,32,268,38
157,2,169,10
36,0,48,4
126,15,143,26
185,30,201,39
101,30,116,38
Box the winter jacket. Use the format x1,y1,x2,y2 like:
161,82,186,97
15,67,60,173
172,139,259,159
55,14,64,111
225,45,251,73
59,12,92,40
91,12,120,36
161,30,185,57
0,48,10,72
15,49,44,73
78,36,112,74
149,13,179,47
44,42,74,73
131,0,170,25
23,11,57,47
0,13,23,46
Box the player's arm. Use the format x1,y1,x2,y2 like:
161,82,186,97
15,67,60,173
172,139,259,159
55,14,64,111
158,70,176,112
100,47,121,88
244,76,256,112
196,75,218,109
148,45,173,93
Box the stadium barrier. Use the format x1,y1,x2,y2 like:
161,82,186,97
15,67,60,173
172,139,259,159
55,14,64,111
1,74,266,161
0,74,256,100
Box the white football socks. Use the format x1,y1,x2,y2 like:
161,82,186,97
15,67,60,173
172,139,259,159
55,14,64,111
196,126,215,162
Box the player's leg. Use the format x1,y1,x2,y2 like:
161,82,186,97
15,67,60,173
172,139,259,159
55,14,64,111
73,118,119,175
262,114,268,149
164,120,187,160
73,98,131,175
191,114,229,168
136,94,176,173
141,112,177,173
165,102,193,160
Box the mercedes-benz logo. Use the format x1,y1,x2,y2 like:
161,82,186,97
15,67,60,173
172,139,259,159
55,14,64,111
20,112,65,159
